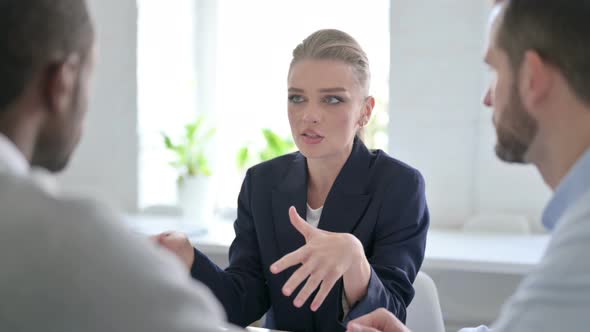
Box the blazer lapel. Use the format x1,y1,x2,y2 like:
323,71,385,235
272,138,373,257
271,153,309,257
319,194,370,234
318,138,372,234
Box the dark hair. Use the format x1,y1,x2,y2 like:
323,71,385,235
0,0,94,111
496,0,590,105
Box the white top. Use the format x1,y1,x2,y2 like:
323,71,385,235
0,133,240,332
306,203,324,228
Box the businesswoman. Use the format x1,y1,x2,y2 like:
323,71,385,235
154,29,429,332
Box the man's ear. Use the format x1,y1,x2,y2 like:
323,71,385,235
44,54,81,114
519,50,553,112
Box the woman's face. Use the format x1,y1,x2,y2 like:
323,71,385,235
287,59,373,162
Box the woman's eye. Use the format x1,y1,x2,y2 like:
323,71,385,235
324,96,343,105
288,95,305,104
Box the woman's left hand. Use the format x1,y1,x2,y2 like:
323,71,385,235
270,206,366,311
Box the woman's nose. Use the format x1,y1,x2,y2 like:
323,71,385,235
302,105,320,124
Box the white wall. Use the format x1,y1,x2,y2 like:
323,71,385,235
389,0,551,229
57,0,139,212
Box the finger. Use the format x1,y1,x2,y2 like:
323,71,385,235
349,309,395,331
281,262,314,296
310,273,340,311
347,323,381,332
270,246,307,274
163,231,181,238
154,231,173,240
150,232,170,244
162,231,190,243
289,206,314,239
293,273,323,308
157,233,190,251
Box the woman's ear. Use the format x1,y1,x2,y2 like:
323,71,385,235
359,96,375,127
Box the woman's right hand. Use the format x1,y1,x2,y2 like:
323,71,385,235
151,231,195,270
347,308,410,332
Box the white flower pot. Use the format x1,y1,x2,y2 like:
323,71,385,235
177,175,214,234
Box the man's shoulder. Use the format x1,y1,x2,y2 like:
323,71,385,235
0,174,124,285
0,174,119,237
490,190,590,332
0,174,232,332
546,189,590,257
564,189,590,222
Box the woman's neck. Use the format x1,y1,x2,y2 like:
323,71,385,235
306,143,353,209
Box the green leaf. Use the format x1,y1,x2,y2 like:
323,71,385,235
185,123,197,141
262,129,282,153
186,116,205,140
162,115,215,177
162,133,175,150
236,146,250,170
235,129,295,168
201,127,216,142
197,154,212,176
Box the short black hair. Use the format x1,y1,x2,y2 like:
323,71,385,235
496,0,590,105
0,0,94,111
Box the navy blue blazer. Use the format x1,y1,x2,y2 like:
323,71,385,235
191,138,429,332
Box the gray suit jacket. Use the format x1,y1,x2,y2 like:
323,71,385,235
461,189,590,332
493,189,590,331
0,174,238,332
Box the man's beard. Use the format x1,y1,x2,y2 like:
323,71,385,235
494,85,538,164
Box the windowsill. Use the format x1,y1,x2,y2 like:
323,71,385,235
126,214,550,276
423,229,549,275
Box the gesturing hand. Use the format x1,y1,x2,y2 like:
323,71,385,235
270,206,365,311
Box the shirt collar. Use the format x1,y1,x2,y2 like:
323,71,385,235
542,147,590,230
0,133,29,176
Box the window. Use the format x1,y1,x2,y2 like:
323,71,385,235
138,0,199,209
138,0,390,214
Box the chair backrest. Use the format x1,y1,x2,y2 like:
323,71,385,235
406,271,445,332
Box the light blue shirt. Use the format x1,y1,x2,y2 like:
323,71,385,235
542,147,590,230
460,147,590,332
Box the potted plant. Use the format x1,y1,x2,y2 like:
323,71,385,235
162,115,215,233
236,128,296,172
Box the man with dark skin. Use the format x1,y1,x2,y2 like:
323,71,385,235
0,1,239,331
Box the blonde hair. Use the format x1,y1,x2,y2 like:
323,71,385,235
290,29,371,95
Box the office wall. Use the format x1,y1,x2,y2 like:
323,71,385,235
57,0,139,212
